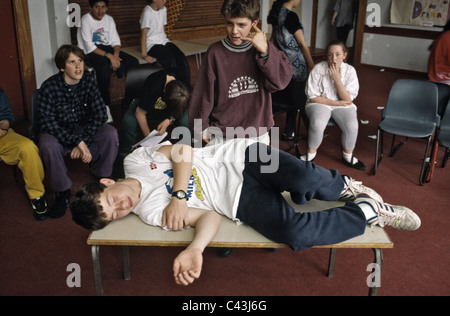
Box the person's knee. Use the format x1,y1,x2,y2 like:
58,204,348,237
103,125,119,144
38,134,61,155
19,138,39,158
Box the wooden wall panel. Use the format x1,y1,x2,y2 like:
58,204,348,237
69,0,226,45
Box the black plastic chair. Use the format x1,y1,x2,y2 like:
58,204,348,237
121,64,162,115
373,79,440,185
271,85,310,157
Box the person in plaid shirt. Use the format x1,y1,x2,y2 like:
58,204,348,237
38,45,118,218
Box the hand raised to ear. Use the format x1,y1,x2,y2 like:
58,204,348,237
241,24,268,55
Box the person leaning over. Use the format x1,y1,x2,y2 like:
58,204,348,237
119,69,191,156
0,87,48,221
38,44,118,219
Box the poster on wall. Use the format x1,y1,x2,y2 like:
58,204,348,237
391,0,450,26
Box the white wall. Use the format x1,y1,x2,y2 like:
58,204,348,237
361,0,443,72
28,0,71,87
27,0,443,82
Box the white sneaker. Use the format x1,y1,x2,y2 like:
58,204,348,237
339,176,383,203
106,105,113,124
355,195,421,231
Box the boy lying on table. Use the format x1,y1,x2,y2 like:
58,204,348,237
70,139,421,286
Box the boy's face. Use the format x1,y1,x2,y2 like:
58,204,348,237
224,15,258,46
90,1,108,20
151,0,167,10
98,179,140,222
61,52,84,85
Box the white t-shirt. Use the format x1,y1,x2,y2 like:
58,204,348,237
124,139,258,227
140,5,170,52
305,61,359,110
77,13,121,54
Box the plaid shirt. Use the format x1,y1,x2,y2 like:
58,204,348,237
38,72,107,148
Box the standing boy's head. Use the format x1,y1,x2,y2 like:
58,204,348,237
221,0,260,21
221,0,260,46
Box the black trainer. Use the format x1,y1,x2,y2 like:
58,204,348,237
48,189,71,218
30,196,48,221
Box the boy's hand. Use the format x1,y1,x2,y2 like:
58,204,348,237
173,248,203,286
242,24,268,55
162,198,189,231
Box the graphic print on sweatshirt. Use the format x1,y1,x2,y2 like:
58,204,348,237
163,168,205,201
228,76,259,99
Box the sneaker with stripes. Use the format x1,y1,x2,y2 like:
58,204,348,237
355,195,421,231
339,176,384,204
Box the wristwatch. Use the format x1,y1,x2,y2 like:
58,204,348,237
172,190,188,201
104,52,109,58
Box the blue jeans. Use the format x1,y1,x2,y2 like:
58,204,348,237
236,143,366,251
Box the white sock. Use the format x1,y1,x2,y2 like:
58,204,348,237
357,201,378,222
300,152,317,161
343,151,358,164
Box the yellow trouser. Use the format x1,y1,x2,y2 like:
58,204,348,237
0,129,45,199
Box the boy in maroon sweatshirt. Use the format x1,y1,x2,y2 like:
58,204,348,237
188,0,293,145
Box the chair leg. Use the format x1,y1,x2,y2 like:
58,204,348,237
390,135,408,157
424,138,439,183
373,128,384,175
419,135,433,186
442,147,449,168
293,109,302,157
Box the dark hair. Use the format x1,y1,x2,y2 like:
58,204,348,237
267,0,290,26
70,182,108,231
221,0,260,21
89,0,109,7
163,80,191,120
54,45,86,70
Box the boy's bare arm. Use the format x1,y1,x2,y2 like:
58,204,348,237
173,208,222,286
157,144,194,230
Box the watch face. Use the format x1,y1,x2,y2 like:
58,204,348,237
176,191,186,199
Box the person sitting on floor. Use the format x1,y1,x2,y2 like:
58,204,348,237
38,44,118,219
70,138,421,286
0,87,48,221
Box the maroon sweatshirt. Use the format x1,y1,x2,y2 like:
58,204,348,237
188,37,292,138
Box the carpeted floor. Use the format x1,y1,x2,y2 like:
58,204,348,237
0,66,449,296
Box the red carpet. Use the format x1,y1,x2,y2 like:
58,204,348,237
1,66,449,296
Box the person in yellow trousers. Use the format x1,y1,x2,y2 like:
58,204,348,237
0,87,48,221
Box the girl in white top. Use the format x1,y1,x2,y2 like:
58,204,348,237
304,40,366,170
